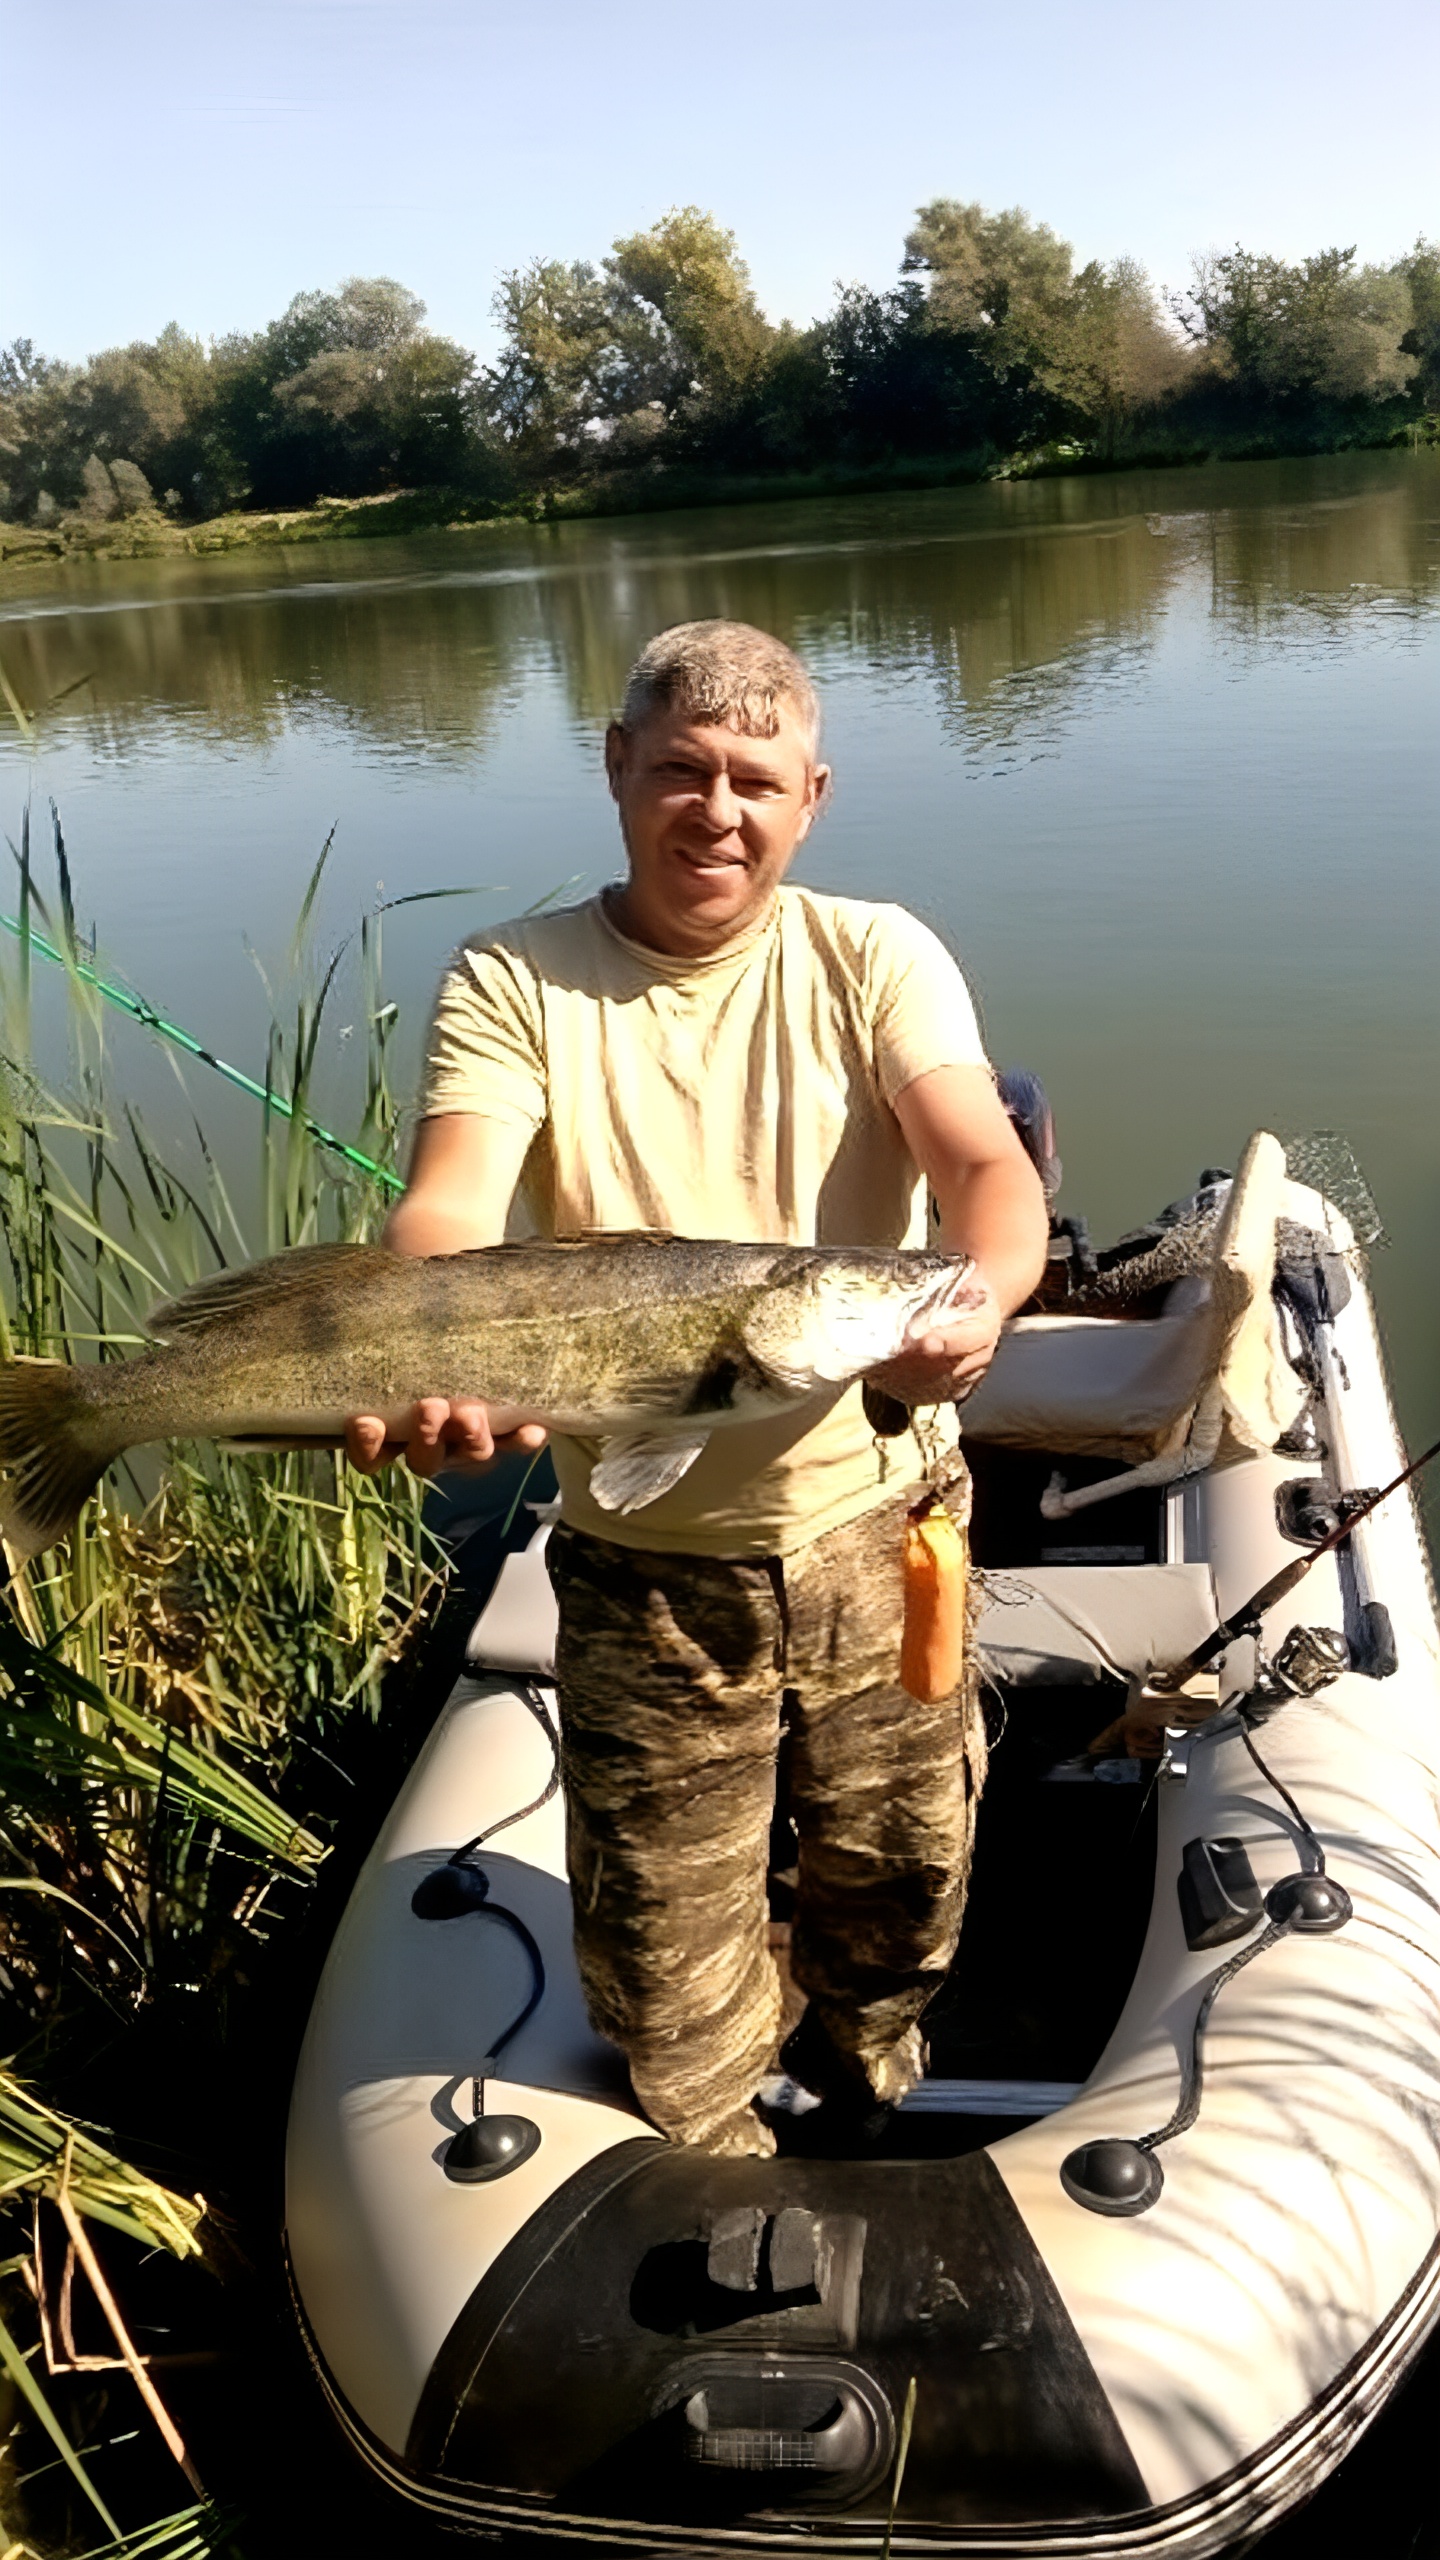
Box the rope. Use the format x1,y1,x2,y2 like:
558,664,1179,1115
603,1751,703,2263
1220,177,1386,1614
1134,1720,1326,2155
449,1679,560,1865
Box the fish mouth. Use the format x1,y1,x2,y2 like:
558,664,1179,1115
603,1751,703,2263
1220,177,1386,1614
903,1256,979,1337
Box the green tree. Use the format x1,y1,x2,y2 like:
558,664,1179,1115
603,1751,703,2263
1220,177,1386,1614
1048,259,1189,454
1395,238,1440,405
487,258,628,454
904,202,1074,371
1175,247,1414,407
487,209,776,476
607,207,773,401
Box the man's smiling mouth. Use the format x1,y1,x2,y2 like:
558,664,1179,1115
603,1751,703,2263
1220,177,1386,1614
675,846,746,875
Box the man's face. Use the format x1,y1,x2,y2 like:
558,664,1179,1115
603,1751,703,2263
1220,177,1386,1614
604,705,828,957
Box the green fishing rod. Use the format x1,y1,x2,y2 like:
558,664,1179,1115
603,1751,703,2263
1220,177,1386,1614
0,910,404,1195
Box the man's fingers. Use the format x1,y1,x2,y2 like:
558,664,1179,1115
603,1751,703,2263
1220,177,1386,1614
345,1415,391,1474
405,1398,460,1478
345,1403,550,1482
447,1398,496,1464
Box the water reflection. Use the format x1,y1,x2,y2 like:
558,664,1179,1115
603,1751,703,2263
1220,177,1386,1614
3,453,1436,764
0,449,1436,1453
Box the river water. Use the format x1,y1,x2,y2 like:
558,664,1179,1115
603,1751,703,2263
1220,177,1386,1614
2,450,1436,1449
2,453,1439,2545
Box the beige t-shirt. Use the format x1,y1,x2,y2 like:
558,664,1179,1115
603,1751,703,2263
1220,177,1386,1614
422,884,989,1557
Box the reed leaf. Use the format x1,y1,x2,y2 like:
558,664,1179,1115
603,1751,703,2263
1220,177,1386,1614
71,2506,243,2560
0,2074,203,2257
0,812,471,2554
0,2300,122,2538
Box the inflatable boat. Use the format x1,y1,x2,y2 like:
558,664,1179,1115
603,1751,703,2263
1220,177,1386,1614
286,1132,1440,2554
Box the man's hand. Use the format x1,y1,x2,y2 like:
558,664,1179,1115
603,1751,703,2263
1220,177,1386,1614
345,1400,548,1480
344,1115,544,1481
868,1271,1003,1405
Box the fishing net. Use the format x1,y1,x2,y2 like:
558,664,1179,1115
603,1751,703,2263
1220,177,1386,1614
1279,1130,1386,1249
1048,1130,1382,1311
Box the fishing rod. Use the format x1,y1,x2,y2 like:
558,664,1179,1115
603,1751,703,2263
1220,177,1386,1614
1150,1432,1440,1693
0,910,404,1194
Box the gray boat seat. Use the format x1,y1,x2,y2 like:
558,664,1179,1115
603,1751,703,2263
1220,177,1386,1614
467,1521,1218,1696
975,1563,1219,1687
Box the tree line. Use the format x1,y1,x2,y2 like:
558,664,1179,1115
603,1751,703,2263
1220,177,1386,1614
3,203,1437,530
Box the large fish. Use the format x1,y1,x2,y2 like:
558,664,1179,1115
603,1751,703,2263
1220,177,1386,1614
0,1234,977,1559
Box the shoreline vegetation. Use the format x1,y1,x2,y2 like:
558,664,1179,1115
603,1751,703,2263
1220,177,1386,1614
3,199,1438,576
0,818,465,2554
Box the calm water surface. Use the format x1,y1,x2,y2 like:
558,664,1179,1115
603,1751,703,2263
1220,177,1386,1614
2,449,1437,1443
3,457,1440,2548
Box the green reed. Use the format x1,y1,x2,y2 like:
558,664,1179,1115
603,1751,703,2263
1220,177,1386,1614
0,806,459,2552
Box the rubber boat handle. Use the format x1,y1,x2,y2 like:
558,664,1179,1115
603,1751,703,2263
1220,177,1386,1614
684,2388,869,2474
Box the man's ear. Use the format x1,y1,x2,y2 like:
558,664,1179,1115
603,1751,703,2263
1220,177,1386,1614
794,762,832,843
604,722,626,801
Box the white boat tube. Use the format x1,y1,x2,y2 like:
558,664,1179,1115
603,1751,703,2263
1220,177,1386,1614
286,1172,1440,2553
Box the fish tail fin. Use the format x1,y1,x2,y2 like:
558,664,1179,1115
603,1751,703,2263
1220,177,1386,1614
0,1358,112,1564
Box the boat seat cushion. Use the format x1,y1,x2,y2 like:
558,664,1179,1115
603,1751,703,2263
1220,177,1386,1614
469,1530,1220,1695
976,1563,1219,1687
961,1312,1209,1460
962,1132,1306,1468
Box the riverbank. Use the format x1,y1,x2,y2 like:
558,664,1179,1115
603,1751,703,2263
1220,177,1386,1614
4,417,1437,579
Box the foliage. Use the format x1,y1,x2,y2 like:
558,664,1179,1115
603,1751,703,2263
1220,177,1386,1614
0,827,445,2051
1396,237,1440,405
488,207,774,470
1172,245,1416,410
0,2069,202,2256
0,811,451,2546
0,282,502,523
2,206,1436,542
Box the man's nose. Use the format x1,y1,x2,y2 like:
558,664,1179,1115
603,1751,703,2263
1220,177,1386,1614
697,771,742,832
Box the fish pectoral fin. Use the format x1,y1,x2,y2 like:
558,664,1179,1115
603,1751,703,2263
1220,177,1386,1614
589,1430,711,1514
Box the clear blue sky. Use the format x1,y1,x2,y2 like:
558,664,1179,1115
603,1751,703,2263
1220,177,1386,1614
9,0,1438,364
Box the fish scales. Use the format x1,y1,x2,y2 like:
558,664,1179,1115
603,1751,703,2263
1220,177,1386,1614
0,1234,978,1559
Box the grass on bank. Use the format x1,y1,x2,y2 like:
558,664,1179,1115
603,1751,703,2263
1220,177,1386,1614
3,410,1438,573
0,811,456,2554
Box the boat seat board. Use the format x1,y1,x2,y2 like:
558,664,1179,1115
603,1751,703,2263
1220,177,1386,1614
467,1522,557,1677
469,1532,1220,1693
976,1562,1219,1686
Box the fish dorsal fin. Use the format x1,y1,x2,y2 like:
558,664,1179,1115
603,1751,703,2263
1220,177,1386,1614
146,1243,389,1341
589,1430,710,1515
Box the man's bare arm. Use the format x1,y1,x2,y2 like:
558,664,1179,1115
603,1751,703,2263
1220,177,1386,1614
873,1064,1049,1404
346,1114,548,1479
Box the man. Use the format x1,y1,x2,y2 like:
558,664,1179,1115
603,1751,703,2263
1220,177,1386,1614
348,620,1047,2157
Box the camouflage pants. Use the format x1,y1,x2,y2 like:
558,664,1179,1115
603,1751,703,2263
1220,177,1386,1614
547,1468,985,2158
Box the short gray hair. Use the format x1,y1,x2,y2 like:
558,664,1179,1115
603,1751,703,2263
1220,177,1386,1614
620,620,821,756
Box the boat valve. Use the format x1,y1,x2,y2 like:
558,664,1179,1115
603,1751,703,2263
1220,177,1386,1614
1263,1871,1353,1932
1059,2139,1164,2218
412,1858,493,1919
445,2061,543,2184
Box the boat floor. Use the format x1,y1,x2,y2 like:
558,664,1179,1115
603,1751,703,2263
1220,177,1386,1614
767,1675,1158,2160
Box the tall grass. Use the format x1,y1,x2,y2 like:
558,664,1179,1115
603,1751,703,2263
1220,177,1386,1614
0,807,461,2552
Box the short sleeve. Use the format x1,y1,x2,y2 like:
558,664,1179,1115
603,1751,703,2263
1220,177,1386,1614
421,941,548,1132
866,907,989,1104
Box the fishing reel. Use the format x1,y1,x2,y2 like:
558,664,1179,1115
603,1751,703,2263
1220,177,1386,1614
1246,1622,1350,1716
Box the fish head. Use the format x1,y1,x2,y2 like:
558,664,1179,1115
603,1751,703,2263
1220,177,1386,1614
742,1249,979,1392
